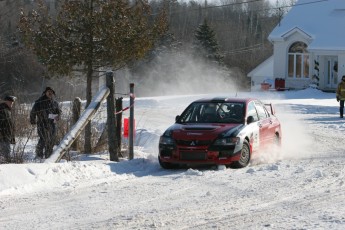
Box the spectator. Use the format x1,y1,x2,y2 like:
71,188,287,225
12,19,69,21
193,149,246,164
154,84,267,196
336,75,345,118
0,95,16,163
30,87,61,159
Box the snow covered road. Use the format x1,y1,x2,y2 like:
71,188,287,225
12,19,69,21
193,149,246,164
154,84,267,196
1,89,345,229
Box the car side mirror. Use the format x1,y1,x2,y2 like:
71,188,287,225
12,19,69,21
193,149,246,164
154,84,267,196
247,116,254,124
175,115,180,122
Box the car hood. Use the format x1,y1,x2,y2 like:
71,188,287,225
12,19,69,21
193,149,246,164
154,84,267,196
167,123,244,140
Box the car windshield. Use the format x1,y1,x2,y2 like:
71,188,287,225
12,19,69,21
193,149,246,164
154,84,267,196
177,102,245,124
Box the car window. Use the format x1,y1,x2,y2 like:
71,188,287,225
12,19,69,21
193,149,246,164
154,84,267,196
255,101,270,120
178,102,244,123
179,103,203,122
247,101,259,122
222,103,244,123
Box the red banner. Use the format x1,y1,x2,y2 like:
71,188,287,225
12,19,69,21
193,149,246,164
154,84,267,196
123,118,135,138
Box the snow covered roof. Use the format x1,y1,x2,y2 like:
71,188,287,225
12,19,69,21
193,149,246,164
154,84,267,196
247,55,273,78
268,0,345,51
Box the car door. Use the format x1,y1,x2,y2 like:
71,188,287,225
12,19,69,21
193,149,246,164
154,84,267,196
246,101,260,152
254,101,271,148
263,104,279,144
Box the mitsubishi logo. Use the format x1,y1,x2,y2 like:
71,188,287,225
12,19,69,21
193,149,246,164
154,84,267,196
190,141,196,146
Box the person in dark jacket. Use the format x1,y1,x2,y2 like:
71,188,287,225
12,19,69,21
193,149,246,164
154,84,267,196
0,95,16,163
336,75,345,118
30,87,61,159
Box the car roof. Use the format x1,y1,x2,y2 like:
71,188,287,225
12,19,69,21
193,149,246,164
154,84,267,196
192,97,256,103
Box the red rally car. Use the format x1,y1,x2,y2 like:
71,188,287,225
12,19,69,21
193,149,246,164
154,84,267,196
158,97,282,169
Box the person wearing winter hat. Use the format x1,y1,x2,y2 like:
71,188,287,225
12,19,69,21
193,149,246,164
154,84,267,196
42,86,55,96
30,87,61,159
0,95,16,163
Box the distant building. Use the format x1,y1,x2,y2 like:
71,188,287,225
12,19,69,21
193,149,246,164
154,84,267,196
248,0,345,91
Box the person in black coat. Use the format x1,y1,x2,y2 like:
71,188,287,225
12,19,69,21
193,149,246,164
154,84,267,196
30,87,61,159
0,95,16,163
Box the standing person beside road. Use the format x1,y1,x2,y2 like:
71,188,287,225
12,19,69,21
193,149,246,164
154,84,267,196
30,87,61,159
336,75,345,118
0,96,16,163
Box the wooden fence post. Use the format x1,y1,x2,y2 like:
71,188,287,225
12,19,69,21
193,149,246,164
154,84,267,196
116,97,123,155
129,83,134,160
71,97,81,151
106,71,118,161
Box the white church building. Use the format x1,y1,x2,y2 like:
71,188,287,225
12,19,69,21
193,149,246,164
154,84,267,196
248,0,345,91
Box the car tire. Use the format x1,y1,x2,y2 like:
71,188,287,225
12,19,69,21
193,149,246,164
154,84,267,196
274,134,281,147
158,157,176,169
271,133,281,153
230,139,251,168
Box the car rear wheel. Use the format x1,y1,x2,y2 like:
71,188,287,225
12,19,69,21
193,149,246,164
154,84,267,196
274,134,281,147
230,139,251,168
271,133,281,153
158,157,176,169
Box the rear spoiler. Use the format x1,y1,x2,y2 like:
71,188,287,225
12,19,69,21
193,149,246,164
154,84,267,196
264,103,275,115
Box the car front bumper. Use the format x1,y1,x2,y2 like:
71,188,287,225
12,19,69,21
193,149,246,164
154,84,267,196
159,144,242,165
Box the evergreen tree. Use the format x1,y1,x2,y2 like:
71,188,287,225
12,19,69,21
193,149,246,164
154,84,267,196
18,0,167,155
194,19,223,64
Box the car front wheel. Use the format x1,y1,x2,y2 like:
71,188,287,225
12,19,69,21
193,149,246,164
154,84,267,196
230,139,251,168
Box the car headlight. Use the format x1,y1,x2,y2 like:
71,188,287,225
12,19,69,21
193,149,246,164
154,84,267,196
159,136,175,145
213,137,239,146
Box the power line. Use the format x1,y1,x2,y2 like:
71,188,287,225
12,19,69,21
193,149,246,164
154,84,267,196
225,43,264,55
156,0,329,16
199,0,263,9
